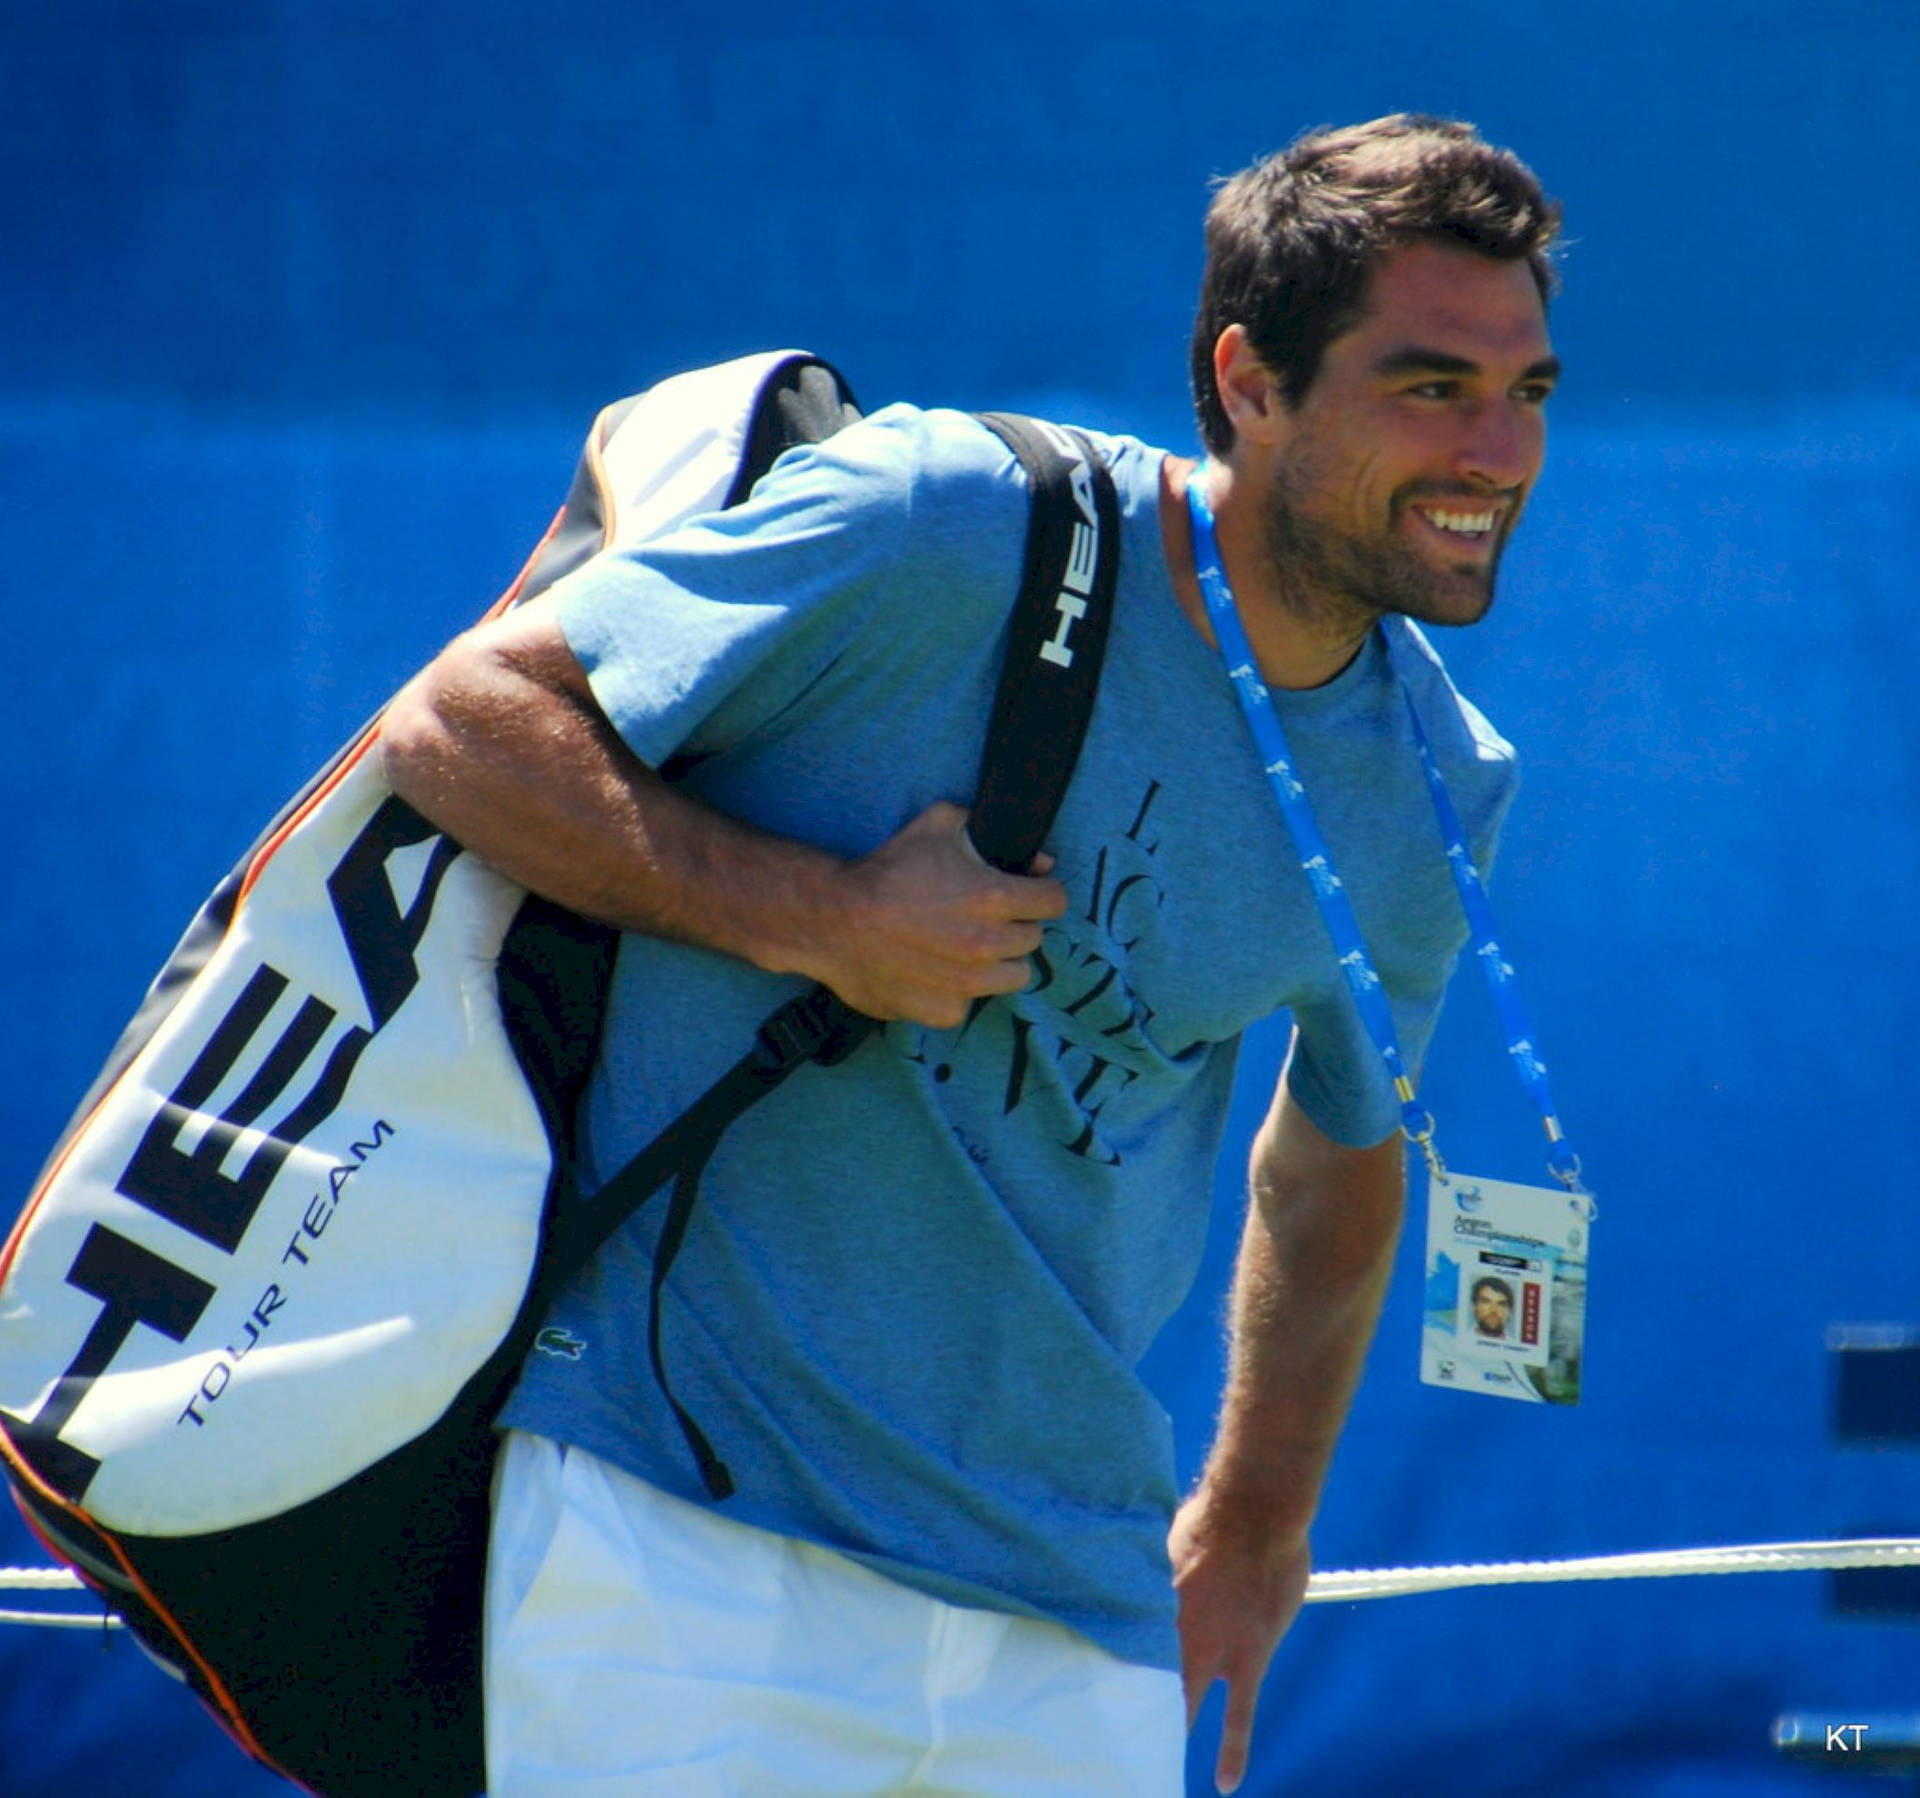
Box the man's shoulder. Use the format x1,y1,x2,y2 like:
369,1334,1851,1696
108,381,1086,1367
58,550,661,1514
816,403,1166,508
804,402,1018,485
741,405,1028,563
795,404,1165,587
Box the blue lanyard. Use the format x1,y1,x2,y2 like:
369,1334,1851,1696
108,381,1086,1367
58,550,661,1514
1185,469,1584,1192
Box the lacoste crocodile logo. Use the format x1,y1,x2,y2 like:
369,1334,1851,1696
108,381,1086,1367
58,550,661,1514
534,1326,587,1361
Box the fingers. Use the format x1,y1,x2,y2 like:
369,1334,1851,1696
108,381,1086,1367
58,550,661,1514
1177,1659,1257,1796
1178,1657,1260,1796
967,913,1047,963
918,803,1068,921
908,887,1054,998
957,815,1067,893
889,951,1039,1030
1182,1662,1208,1731
822,801,1069,1027
1170,1503,1308,1796
1017,869,1069,921
1214,1665,1259,1795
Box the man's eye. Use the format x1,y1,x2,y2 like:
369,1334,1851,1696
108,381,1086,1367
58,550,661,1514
1409,381,1456,400
1514,383,1555,405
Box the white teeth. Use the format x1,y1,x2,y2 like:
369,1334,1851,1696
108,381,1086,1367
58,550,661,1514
1423,507,1496,534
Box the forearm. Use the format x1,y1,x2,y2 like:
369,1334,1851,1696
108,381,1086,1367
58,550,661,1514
1200,1081,1406,1535
379,609,1065,1026
1169,1076,1403,1789
380,616,846,980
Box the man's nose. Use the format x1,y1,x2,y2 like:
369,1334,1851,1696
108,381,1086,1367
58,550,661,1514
1453,399,1536,491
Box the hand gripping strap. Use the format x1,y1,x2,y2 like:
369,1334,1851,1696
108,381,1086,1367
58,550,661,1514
551,416,1120,1497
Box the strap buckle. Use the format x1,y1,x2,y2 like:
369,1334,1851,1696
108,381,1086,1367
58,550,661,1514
755,987,872,1072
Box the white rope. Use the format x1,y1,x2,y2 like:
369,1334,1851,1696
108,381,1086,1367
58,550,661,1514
1,1566,90,1589
0,1606,121,1630
2,1538,1916,1627
1302,1537,1920,1603
0,1566,126,1630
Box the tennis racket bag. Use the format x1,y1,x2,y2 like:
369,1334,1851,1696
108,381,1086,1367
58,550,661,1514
0,350,1119,1798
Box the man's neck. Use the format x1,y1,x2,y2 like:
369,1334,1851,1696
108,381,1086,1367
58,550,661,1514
1158,455,1373,691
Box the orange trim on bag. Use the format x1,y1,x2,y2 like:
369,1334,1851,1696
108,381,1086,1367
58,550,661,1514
0,1152,68,1291
504,501,572,611
101,1530,305,1787
0,1093,114,1286
232,726,385,909
0,1433,309,1790
0,1426,77,1523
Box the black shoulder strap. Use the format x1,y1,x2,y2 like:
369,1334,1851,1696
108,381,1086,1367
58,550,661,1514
968,414,1120,872
546,416,1120,1499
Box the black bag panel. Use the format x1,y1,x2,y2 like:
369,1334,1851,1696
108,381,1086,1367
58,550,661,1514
93,1408,496,1798
723,358,863,507
509,392,639,607
492,893,621,1254
8,1244,558,1797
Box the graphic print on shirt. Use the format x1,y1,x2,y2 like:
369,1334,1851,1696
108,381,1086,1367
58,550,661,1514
900,777,1169,1168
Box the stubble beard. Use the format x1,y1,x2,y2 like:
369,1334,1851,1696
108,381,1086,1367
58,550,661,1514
1262,468,1511,639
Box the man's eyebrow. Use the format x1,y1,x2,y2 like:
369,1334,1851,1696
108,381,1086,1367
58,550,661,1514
1373,347,1563,384
1374,347,1478,379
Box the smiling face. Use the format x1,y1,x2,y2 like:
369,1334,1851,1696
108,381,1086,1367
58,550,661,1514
1252,239,1558,634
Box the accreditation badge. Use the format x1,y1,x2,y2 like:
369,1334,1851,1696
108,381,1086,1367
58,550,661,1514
1420,1169,1590,1405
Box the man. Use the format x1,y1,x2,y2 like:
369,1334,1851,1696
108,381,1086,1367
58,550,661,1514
382,113,1561,1797
1472,1275,1517,1340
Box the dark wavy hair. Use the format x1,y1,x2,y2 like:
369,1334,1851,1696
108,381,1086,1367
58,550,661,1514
1190,115,1563,454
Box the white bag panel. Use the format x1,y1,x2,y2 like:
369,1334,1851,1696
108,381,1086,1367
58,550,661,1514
0,748,550,1535
598,350,815,548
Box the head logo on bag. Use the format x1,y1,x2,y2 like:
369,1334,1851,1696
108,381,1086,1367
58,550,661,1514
1,764,549,1533
5,796,469,1498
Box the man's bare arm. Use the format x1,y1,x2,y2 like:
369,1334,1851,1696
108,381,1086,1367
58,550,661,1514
1170,1056,1405,1794
379,607,1066,1027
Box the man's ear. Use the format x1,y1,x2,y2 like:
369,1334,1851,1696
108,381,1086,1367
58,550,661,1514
1213,325,1290,447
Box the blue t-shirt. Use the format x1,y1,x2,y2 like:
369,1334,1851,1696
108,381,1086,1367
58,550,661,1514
499,404,1517,1669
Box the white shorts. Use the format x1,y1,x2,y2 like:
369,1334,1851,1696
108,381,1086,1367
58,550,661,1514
483,1431,1186,1797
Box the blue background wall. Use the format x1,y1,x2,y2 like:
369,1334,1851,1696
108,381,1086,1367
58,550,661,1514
4,4,1918,1794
